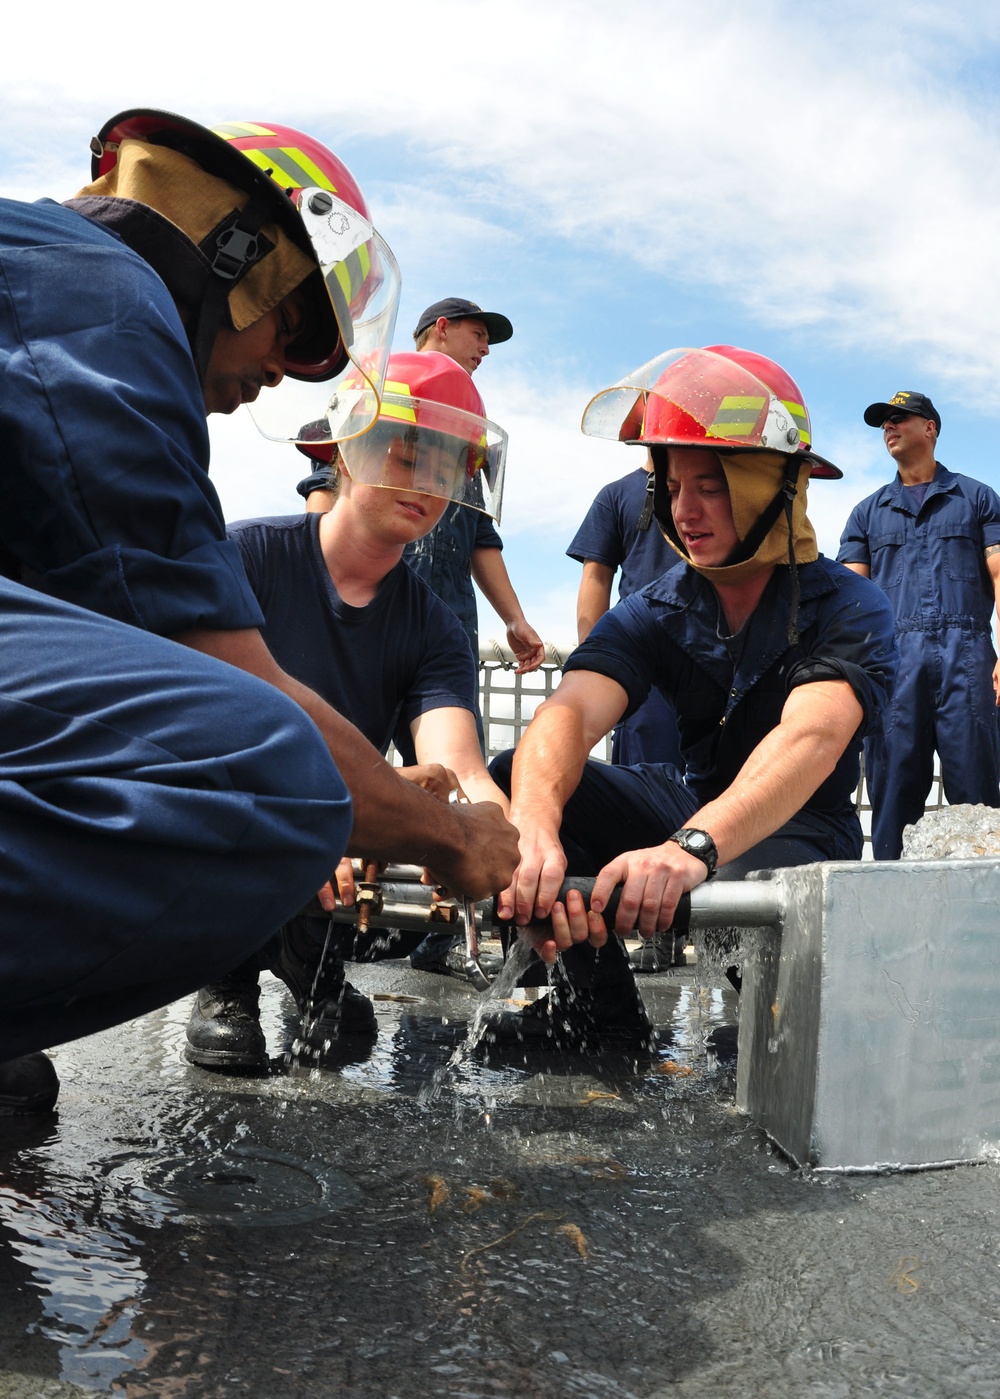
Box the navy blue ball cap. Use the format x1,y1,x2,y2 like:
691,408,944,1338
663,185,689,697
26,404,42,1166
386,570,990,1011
864,391,941,432
413,298,513,344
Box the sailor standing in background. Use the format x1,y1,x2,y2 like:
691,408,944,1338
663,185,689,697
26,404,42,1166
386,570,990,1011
838,391,1000,858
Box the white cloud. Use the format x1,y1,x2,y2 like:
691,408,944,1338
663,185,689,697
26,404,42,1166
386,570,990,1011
8,0,1000,638
208,409,309,523
7,0,1000,408
480,368,631,535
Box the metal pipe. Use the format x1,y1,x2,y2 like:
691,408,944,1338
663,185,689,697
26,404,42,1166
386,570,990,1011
554,875,782,932
680,881,783,930
324,874,783,938
326,886,468,933
381,864,428,882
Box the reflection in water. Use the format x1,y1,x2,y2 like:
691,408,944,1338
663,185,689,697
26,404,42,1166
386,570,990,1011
0,1164,150,1388
0,959,741,1395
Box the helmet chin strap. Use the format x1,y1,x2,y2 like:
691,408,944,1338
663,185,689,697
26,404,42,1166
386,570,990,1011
781,471,800,646
191,194,271,383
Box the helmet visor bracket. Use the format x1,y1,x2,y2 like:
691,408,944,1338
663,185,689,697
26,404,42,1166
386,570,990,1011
247,187,402,445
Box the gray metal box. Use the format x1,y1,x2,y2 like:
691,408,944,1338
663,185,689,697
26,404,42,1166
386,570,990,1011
736,858,1000,1171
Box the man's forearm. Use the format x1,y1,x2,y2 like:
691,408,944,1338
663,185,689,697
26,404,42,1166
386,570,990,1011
576,562,614,643
690,680,862,864
471,546,545,672
471,546,524,623
985,547,1000,649
410,707,510,814
172,627,508,882
509,696,592,833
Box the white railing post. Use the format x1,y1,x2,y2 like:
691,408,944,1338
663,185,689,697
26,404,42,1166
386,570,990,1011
478,640,613,762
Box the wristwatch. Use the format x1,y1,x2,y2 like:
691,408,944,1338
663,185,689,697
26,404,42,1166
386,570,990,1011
668,828,718,879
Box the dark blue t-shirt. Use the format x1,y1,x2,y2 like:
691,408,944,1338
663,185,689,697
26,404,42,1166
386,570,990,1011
566,467,677,599
567,464,685,768
229,513,478,752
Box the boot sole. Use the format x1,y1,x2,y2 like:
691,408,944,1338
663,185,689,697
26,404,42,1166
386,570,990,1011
184,1045,269,1073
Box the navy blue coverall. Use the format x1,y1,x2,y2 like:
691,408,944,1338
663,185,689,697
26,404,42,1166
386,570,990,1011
838,463,1000,858
0,197,352,1060
495,556,896,866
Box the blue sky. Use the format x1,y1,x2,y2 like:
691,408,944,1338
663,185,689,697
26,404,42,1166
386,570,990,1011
5,0,1000,649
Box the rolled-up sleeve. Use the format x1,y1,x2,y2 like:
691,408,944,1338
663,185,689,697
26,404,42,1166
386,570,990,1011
786,568,897,737
562,593,657,714
836,502,873,568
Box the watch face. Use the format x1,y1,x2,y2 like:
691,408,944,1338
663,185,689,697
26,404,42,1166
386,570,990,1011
672,829,717,874
682,832,711,854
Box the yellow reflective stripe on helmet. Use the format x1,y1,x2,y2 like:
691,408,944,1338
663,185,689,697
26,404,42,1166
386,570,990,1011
470,432,489,475
782,399,810,446
379,405,418,423
332,259,353,304
332,246,371,308
212,122,277,140
707,395,766,438
241,146,338,193
379,380,417,423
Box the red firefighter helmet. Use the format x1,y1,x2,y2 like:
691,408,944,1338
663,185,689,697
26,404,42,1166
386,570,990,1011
209,121,384,383
336,351,508,520
582,345,841,478
90,109,400,441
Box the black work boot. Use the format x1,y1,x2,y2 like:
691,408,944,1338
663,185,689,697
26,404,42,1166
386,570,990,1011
479,937,655,1051
0,1054,60,1114
408,934,500,990
185,960,268,1073
630,930,687,972
271,916,377,1044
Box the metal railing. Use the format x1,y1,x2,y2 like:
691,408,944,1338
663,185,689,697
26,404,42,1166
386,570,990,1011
478,641,613,762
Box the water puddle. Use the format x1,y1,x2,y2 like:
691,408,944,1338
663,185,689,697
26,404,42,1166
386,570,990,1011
0,941,749,1395
5,877,1000,1395
100,1145,362,1226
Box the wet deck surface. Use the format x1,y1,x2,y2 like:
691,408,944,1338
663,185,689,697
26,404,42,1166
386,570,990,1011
2,948,1000,1398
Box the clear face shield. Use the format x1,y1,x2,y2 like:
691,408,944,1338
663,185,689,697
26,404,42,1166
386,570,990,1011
581,348,804,454
338,394,508,521
246,188,402,446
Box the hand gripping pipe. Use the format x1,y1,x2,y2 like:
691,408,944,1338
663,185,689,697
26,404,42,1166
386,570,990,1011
325,867,784,945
